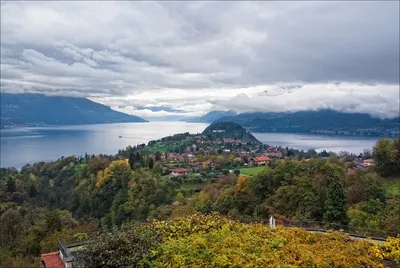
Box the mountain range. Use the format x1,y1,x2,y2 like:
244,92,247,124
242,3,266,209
216,110,400,137
1,93,399,137
0,93,147,128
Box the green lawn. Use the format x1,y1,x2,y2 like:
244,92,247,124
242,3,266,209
384,178,400,198
239,166,267,176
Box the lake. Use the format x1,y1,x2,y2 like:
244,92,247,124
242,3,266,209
0,122,379,168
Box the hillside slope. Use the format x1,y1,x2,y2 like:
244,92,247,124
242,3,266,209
1,93,147,128
202,121,260,143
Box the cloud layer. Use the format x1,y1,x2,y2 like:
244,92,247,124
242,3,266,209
1,1,399,118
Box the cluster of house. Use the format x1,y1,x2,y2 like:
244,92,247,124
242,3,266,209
346,159,375,174
169,153,282,177
357,159,375,169
213,138,244,145
170,160,219,177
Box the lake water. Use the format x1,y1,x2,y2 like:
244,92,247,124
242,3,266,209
0,122,379,168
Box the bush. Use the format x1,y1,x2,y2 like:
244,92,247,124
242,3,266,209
82,224,160,268
375,236,400,264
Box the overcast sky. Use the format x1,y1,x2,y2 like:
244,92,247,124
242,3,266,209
1,1,399,119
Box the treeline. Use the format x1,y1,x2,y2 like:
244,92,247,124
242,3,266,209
0,138,399,267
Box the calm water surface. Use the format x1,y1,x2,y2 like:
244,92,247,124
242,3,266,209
252,133,378,154
1,122,379,168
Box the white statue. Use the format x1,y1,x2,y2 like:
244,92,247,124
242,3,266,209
269,216,276,229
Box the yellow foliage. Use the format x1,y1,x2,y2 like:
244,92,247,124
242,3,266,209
150,214,386,268
170,205,195,219
95,160,130,188
95,167,112,188
380,236,400,263
234,175,251,196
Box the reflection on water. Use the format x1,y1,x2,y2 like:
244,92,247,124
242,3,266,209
1,122,379,168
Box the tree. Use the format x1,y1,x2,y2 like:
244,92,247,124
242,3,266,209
155,151,161,161
83,225,160,268
175,192,185,203
6,179,16,193
345,172,384,205
306,149,318,158
0,208,26,247
134,152,144,168
152,161,163,175
45,211,63,233
29,184,37,198
149,158,154,169
323,178,348,225
363,149,372,159
373,138,398,177
128,151,135,170
319,150,330,158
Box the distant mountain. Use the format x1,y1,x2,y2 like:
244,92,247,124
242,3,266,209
202,121,261,143
184,110,237,123
0,93,147,128
216,109,400,137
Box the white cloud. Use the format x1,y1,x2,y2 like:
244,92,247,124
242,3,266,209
0,1,399,119
214,83,400,119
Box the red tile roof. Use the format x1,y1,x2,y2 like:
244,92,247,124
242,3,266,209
252,156,271,162
41,252,64,268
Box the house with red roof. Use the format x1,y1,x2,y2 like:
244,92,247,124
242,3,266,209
250,156,271,166
41,252,65,268
41,239,76,268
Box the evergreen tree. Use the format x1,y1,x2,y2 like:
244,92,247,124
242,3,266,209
6,179,16,193
29,184,37,198
149,158,154,169
134,152,142,168
323,178,348,225
128,151,135,170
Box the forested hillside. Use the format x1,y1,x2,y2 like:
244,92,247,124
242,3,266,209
0,93,147,128
1,137,399,267
217,109,400,137
202,121,260,143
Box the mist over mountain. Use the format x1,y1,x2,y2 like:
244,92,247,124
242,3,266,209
183,110,237,123
0,93,147,128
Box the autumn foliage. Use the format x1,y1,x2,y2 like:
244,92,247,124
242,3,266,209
147,214,389,267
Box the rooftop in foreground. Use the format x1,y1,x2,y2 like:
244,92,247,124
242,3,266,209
40,252,64,268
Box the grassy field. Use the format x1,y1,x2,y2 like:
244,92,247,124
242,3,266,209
239,166,267,176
